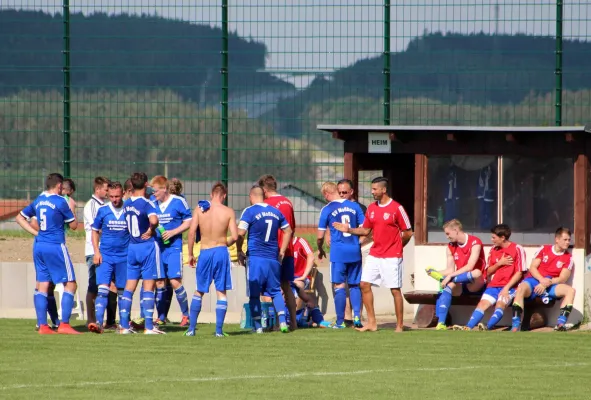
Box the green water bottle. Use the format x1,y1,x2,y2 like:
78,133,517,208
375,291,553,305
437,206,444,228
157,225,169,245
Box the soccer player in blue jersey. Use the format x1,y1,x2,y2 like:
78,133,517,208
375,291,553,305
120,172,164,335
236,185,293,334
185,182,238,337
88,182,130,334
317,181,365,329
16,173,81,335
150,176,192,327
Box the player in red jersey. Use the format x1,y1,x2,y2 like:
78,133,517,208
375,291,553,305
332,177,413,332
453,224,526,331
425,219,486,330
258,174,298,330
511,227,576,332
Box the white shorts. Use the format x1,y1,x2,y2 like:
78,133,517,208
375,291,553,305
361,256,403,289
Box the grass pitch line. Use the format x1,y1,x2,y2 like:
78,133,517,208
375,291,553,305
1,362,587,391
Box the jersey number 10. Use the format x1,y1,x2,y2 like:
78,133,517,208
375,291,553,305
126,214,140,238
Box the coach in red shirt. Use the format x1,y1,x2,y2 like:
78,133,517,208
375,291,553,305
333,177,413,332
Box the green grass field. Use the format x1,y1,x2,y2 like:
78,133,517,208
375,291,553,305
1,319,590,399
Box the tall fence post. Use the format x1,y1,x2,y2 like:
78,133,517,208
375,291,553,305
221,0,229,193
62,0,71,177
383,0,391,126
555,0,563,126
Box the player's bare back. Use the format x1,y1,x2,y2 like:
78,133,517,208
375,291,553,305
196,202,234,249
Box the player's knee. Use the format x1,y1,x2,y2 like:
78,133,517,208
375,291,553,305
568,286,576,297
471,269,482,279
66,281,77,292
333,283,346,290
360,282,371,291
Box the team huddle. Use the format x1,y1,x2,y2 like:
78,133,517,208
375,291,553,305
16,171,576,335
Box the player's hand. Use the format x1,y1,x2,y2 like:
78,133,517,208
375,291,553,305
499,289,510,301
93,253,102,266
540,277,552,288
141,227,154,240
318,247,327,260
161,230,174,241
534,283,547,295
331,222,349,233
189,255,196,268
441,275,452,288
498,255,513,266
278,251,285,263
325,236,331,247
238,252,246,267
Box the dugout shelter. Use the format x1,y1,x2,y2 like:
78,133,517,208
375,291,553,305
319,124,591,327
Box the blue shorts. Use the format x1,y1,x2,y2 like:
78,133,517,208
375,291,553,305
330,261,362,285
86,256,98,294
161,247,183,280
481,286,517,305
281,256,295,282
97,255,127,289
127,241,160,281
247,256,282,298
523,277,560,300
196,246,233,293
34,242,76,284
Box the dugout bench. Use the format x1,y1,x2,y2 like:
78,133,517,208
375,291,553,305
404,290,555,330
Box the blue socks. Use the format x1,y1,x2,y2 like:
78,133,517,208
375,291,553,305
34,291,49,326
453,272,474,284
189,295,202,332
143,291,155,330
61,290,75,324
436,286,453,324
349,284,362,320
216,299,228,335
175,286,189,317
47,294,59,326
487,308,505,330
249,297,262,330
334,287,346,325
119,290,133,329
310,307,324,324
466,309,485,329
271,293,287,325
156,287,167,321
139,287,146,319
95,286,109,328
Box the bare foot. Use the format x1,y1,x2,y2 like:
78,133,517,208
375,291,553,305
395,325,404,333
355,325,378,332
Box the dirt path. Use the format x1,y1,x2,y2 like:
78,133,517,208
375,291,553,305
0,237,86,263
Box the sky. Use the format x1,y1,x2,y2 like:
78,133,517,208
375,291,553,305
3,0,589,87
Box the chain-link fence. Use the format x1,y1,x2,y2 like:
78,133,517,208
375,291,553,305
1,1,590,225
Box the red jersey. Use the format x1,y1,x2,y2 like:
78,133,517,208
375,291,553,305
526,245,574,279
448,234,486,274
265,194,296,257
486,242,527,288
362,199,411,258
293,236,314,278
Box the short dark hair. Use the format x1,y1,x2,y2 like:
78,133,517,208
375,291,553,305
109,181,123,191
63,178,76,193
45,173,64,190
555,227,572,238
337,179,354,188
371,176,388,188
491,224,511,240
258,174,277,191
211,181,227,197
123,179,133,192
93,176,109,190
130,172,148,190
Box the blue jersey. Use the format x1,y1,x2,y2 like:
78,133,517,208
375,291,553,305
239,203,289,259
91,204,130,258
123,196,158,245
318,199,365,263
154,195,192,249
21,192,75,244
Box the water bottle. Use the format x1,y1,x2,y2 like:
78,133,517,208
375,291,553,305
156,225,169,245
541,291,550,304
437,206,444,227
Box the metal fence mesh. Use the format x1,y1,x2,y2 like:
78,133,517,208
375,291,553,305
1,0,590,225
